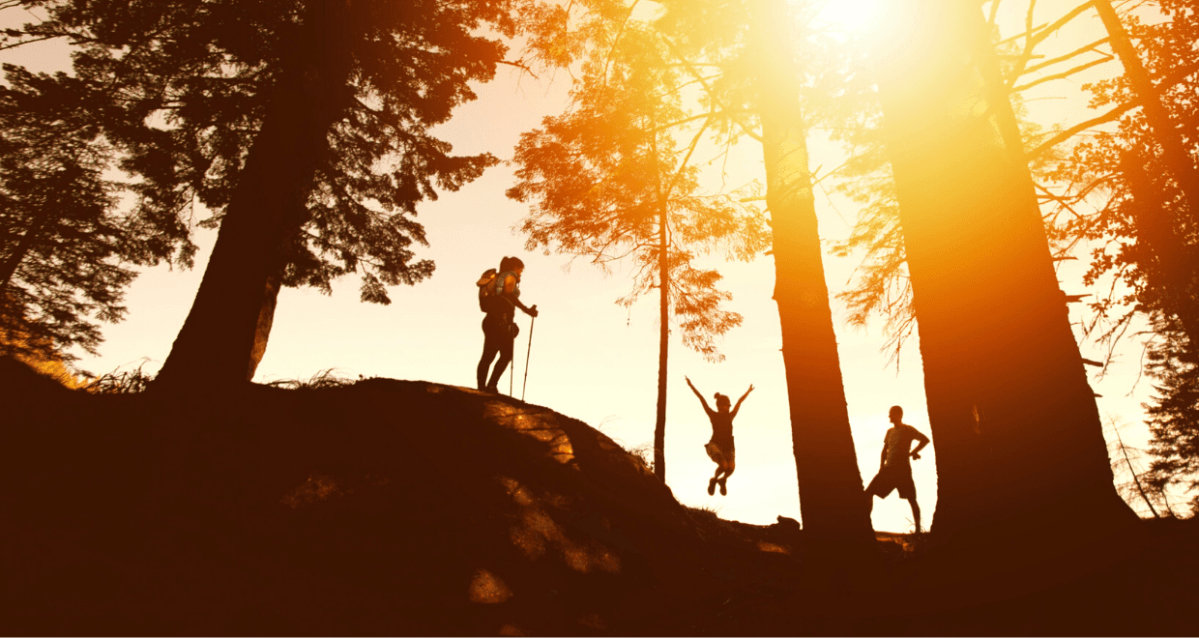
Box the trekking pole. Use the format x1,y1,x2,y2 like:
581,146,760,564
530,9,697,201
521,314,536,402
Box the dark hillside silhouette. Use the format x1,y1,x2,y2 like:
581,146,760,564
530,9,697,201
0,356,804,634
1,357,1196,635
872,0,1134,538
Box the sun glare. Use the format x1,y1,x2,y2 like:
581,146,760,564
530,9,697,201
814,0,889,34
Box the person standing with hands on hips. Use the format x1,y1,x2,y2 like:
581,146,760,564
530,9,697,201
865,405,930,533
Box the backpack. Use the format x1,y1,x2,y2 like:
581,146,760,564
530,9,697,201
478,268,519,313
477,268,500,312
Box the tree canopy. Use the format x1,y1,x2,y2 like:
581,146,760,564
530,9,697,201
0,63,138,364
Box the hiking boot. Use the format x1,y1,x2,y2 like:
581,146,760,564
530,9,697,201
707,478,717,496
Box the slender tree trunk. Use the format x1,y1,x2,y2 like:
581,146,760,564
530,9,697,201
653,128,670,482
155,0,355,387
1093,0,1199,358
654,203,669,481
872,0,1134,537
753,0,874,549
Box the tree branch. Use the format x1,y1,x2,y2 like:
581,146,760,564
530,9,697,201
1011,56,1113,93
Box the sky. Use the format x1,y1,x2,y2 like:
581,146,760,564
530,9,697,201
3,0,1180,531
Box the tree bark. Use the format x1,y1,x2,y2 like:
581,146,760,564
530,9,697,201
155,0,355,387
753,0,874,549
872,0,1134,538
1093,0,1199,359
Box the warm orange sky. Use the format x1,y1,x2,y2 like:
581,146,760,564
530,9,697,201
3,0,1177,530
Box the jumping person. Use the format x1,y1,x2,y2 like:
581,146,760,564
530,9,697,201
865,405,931,533
685,376,753,496
477,256,538,393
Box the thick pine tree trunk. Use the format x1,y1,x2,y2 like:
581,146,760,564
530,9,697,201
1093,0,1199,359
155,0,355,387
872,0,1134,538
753,0,874,549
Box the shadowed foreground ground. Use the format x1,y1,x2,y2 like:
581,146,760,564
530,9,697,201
0,358,1195,635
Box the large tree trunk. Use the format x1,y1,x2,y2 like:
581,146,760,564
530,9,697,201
872,0,1134,538
753,0,874,549
155,0,355,387
1093,0,1199,359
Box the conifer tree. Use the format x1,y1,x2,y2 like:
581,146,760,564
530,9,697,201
2,0,535,384
0,64,141,365
1045,0,1199,507
517,0,875,547
509,14,767,481
870,0,1133,536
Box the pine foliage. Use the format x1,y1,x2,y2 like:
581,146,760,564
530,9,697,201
0,63,138,362
1,0,528,311
1145,318,1199,512
1041,1,1199,502
508,3,769,361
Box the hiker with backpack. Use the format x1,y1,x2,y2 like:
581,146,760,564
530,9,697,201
476,256,538,394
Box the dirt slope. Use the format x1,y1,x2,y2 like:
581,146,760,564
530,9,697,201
1,357,1196,636
0,359,801,635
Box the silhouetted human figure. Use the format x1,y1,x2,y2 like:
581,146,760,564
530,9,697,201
686,376,753,496
477,256,538,393
866,405,931,533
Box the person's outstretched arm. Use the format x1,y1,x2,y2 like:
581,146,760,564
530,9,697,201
501,274,538,317
909,427,930,461
685,376,713,414
730,384,755,419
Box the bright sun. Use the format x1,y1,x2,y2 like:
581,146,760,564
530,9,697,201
813,0,889,34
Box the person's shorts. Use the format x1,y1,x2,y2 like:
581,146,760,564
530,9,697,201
482,313,518,341
705,441,735,468
866,464,916,500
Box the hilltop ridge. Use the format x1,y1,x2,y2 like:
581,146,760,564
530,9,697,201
0,358,804,635
1,357,1195,636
